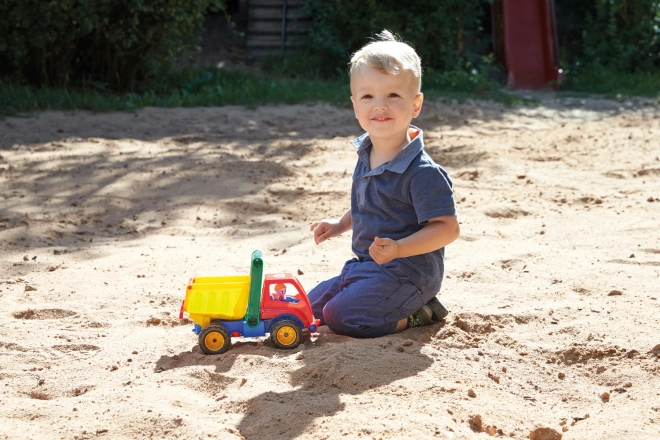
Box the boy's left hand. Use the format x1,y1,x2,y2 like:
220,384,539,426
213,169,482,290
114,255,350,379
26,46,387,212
369,236,399,265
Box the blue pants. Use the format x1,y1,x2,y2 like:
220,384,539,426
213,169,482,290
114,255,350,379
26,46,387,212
307,258,436,338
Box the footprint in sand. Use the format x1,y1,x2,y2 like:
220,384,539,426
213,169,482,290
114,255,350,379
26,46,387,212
12,308,77,319
483,207,530,218
51,344,101,353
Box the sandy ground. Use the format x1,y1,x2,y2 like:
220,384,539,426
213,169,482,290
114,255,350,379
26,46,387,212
1,96,659,440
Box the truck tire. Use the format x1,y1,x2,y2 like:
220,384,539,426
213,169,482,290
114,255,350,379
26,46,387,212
199,325,231,355
270,320,302,350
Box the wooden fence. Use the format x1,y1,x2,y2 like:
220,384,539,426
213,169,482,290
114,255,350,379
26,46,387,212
242,0,311,58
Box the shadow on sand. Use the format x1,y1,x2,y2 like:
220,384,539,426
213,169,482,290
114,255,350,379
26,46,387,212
155,324,443,439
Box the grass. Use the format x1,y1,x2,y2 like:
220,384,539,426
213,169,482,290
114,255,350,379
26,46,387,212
0,65,538,118
4,63,657,118
0,69,351,117
561,67,660,98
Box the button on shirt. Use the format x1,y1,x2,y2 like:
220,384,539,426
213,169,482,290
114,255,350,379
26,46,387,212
349,127,457,294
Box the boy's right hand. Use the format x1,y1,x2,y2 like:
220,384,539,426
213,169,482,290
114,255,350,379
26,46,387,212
310,219,341,245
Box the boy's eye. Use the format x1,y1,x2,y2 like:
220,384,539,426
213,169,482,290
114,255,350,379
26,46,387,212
361,94,372,99
388,93,400,98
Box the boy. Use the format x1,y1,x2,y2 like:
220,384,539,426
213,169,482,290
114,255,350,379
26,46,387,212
308,30,460,338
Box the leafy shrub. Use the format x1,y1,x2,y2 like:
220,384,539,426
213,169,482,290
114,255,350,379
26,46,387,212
424,68,497,93
260,48,348,81
556,0,660,73
0,0,224,90
303,0,491,76
304,0,660,92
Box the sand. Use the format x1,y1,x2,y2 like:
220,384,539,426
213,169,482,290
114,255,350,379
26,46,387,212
1,96,659,439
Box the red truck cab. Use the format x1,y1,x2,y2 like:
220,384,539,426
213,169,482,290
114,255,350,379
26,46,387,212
260,273,316,327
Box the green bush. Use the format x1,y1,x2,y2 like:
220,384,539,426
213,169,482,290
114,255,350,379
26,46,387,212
260,48,346,81
303,0,491,77
0,0,224,91
557,0,660,73
304,0,660,93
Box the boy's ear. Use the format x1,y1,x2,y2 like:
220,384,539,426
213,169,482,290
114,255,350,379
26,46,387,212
412,93,424,118
350,95,357,118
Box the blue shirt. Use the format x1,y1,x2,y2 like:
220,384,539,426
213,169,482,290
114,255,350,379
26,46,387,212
349,127,457,294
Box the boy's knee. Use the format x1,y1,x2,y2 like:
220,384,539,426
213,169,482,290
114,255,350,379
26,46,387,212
321,301,349,334
322,301,388,338
307,276,342,326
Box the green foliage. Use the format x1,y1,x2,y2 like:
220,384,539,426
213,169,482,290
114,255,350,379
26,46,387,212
557,0,660,74
583,0,660,72
0,69,351,116
0,0,224,90
424,68,497,93
4,0,657,115
1,66,536,118
561,67,660,97
303,0,660,96
303,0,491,76
260,49,348,81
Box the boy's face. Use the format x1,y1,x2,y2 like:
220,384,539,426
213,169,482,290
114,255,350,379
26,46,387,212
350,65,423,142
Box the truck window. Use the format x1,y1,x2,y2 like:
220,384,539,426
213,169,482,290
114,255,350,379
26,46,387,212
267,282,300,304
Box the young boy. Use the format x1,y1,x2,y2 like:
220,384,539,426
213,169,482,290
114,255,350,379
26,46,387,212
308,30,460,338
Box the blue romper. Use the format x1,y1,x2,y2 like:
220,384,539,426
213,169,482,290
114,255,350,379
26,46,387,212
307,127,457,338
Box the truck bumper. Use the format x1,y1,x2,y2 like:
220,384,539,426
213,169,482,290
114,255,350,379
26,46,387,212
308,319,321,333
192,320,266,338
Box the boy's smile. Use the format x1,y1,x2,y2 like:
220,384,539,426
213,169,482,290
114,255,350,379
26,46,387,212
350,65,423,149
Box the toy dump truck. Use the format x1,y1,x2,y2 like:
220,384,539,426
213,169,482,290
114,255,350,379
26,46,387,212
179,250,320,355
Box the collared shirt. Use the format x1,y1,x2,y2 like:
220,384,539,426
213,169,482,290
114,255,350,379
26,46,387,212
349,126,457,293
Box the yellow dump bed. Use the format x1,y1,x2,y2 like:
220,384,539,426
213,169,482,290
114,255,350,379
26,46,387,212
184,275,251,327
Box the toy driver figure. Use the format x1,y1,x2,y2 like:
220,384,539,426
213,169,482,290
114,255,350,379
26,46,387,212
274,283,287,301
272,283,300,303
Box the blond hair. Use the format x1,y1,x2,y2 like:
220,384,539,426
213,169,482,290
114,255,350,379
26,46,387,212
349,30,422,92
